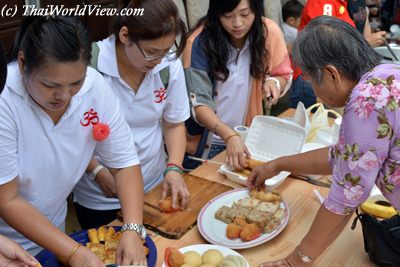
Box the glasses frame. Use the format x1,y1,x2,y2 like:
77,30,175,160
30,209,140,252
135,40,178,61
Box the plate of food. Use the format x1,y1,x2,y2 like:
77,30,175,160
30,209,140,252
198,188,289,249
35,226,157,267
162,244,249,267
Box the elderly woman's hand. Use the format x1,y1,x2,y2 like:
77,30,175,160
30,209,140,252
247,160,280,190
225,134,251,170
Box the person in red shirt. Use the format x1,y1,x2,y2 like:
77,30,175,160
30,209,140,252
290,0,356,109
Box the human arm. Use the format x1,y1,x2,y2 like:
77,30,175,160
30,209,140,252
108,165,146,266
86,157,117,198
0,179,104,267
248,147,331,189
363,13,386,47
162,120,190,209
0,234,39,267
194,105,250,169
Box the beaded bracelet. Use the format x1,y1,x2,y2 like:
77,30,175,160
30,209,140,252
66,243,81,265
163,165,184,177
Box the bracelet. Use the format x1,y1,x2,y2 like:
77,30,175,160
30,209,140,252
265,76,281,92
163,166,184,177
166,162,184,172
224,133,240,143
66,243,81,265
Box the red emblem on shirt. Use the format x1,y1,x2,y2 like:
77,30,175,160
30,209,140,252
80,108,99,127
154,87,167,103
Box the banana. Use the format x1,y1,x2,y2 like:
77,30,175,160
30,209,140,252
360,201,397,218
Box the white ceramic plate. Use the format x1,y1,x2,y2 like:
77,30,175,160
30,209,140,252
161,244,250,267
198,188,290,249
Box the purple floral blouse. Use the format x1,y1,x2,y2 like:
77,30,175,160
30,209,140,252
325,64,400,215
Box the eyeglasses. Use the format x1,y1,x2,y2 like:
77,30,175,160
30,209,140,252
135,41,177,61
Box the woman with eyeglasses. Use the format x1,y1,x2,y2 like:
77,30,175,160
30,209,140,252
73,0,190,229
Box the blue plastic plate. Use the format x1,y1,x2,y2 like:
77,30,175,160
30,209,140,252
35,227,157,267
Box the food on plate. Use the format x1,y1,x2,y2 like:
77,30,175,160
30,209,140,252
202,249,224,265
97,225,106,242
159,196,181,213
168,248,247,267
226,223,242,239
165,247,185,267
86,226,149,265
217,255,247,267
184,251,203,266
249,189,281,202
361,200,397,218
239,223,261,242
215,190,285,241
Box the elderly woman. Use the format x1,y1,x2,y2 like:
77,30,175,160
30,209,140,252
248,16,400,266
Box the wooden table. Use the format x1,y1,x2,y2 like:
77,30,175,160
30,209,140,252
112,109,374,267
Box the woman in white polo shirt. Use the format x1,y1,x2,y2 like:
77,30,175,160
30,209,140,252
0,16,147,266
73,0,190,229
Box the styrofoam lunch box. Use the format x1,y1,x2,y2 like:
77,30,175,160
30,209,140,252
219,116,307,190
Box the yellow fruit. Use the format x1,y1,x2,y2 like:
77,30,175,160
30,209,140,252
360,201,397,218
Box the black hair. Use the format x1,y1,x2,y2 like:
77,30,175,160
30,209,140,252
0,44,6,90
113,0,187,59
292,16,381,83
282,0,304,22
198,0,267,81
10,16,91,75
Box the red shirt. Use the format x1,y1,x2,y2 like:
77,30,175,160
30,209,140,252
294,0,356,79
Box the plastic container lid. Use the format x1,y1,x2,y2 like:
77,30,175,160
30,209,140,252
220,116,307,189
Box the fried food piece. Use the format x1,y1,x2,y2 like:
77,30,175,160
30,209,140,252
215,206,233,224
159,196,181,213
104,249,116,265
264,208,286,233
35,264,43,267
112,231,122,241
104,240,118,250
97,226,107,242
245,158,265,170
143,245,149,255
232,169,251,177
88,228,99,244
236,197,260,209
165,247,185,267
249,189,281,202
226,223,242,239
233,215,247,227
104,226,116,241
240,223,261,242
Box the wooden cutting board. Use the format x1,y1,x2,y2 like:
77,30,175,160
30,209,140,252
142,174,232,239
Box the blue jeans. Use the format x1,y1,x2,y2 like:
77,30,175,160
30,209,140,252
290,76,317,109
207,143,226,159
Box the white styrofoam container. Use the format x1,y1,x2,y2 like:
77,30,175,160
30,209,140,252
220,116,307,190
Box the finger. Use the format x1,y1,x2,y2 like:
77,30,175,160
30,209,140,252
171,187,179,209
247,172,257,189
161,181,169,200
232,153,241,170
181,187,190,209
15,250,38,267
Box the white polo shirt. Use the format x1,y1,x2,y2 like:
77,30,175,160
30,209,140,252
0,62,139,250
73,36,190,210
213,40,251,144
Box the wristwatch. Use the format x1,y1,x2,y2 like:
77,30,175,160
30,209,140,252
88,164,105,181
298,246,315,263
121,223,147,240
